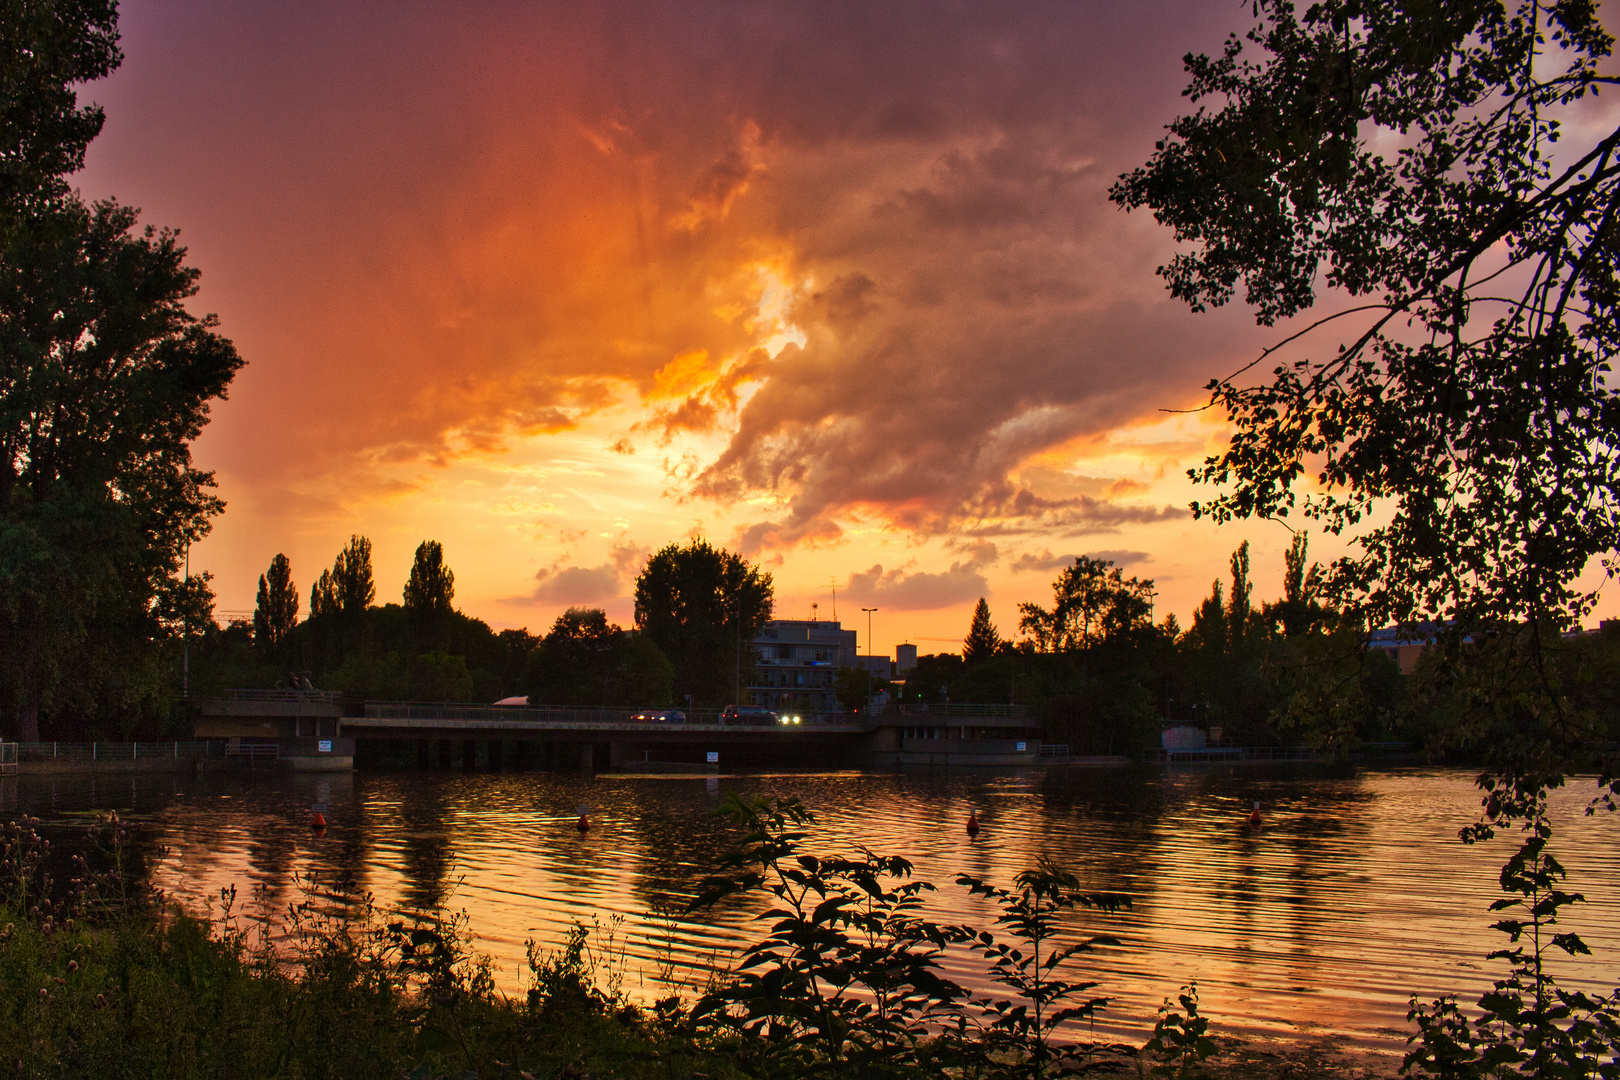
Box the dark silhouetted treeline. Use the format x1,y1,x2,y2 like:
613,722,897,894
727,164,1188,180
905,540,1620,758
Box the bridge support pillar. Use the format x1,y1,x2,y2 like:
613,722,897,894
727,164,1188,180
438,739,452,769
489,740,504,771
462,739,477,770
609,741,626,768
417,741,430,769
578,742,593,775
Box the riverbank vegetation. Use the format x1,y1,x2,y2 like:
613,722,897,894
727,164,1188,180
4,792,1617,1079
0,797,1197,1080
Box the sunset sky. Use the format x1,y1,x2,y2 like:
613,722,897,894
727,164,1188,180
72,1,1620,656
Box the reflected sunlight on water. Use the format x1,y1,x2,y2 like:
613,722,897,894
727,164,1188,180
5,763,1617,1057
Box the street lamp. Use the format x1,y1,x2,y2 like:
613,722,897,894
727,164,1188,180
861,607,877,711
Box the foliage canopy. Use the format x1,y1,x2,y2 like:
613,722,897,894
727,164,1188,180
634,538,772,706
1111,0,1620,806
1111,0,1620,640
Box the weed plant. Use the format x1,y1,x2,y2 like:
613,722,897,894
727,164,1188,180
1404,797,1620,1079
1142,985,1215,1079
687,793,1139,1079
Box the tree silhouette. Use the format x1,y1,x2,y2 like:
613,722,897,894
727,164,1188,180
0,53,241,738
309,569,337,620
403,540,454,616
253,554,299,655
1018,558,1155,653
332,535,374,618
963,597,1001,665
634,538,772,706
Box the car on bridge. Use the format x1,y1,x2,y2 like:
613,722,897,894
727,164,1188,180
630,709,687,723
721,704,779,725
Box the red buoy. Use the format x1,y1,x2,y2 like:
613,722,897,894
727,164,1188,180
966,809,980,838
577,814,589,832
310,812,326,830
1246,801,1262,828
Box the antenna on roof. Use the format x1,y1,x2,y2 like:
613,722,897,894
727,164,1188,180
828,577,838,621
811,601,819,623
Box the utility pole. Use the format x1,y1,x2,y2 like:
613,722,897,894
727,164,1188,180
735,594,742,707
182,544,190,699
862,607,877,711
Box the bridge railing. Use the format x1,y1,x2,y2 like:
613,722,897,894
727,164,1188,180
367,703,641,723
360,702,861,726
12,741,225,762
226,688,344,705
863,702,1030,719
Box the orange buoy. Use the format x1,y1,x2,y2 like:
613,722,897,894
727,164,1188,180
1246,800,1262,828
310,812,326,830
966,808,980,838
577,813,589,832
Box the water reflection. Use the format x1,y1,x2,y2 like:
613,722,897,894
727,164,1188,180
4,764,1617,1056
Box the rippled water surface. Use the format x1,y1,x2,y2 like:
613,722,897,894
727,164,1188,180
6,763,1618,1056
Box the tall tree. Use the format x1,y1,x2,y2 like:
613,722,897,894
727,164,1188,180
1018,556,1155,652
0,1,120,234
1266,534,1324,638
403,539,454,651
962,597,1001,665
0,180,240,735
309,569,337,620
1225,541,1253,646
331,535,374,618
402,540,454,616
253,553,298,655
1189,579,1226,654
633,538,772,706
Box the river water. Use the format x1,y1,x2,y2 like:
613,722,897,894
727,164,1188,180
4,762,1618,1060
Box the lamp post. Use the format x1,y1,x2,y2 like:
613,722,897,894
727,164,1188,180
861,607,877,711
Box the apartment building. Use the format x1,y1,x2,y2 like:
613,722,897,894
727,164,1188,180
747,619,857,713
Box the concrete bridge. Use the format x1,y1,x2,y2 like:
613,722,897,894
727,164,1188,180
195,691,1039,771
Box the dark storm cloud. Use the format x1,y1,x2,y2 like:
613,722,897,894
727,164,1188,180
86,0,1258,544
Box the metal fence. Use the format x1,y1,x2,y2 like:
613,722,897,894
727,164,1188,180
13,741,224,762
865,702,1030,719
0,742,15,774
